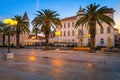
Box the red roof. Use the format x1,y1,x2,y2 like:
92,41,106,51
38,36,45,39
61,16,76,21
28,35,45,40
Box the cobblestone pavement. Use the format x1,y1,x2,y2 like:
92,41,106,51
0,48,120,80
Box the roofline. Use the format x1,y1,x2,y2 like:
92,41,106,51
61,16,76,21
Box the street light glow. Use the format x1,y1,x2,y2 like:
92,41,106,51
86,34,91,37
55,31,61,36
3,18,18,26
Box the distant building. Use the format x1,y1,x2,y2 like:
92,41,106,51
24,33,45,46
51,6,119,47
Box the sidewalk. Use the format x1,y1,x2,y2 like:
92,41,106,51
0,48,120,64
0,48,120,80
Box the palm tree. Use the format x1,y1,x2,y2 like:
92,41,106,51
32,26,41,40
32,9,62,49
13,15,30,47
0,22,8,46
32,26,41,46
75,3,115,52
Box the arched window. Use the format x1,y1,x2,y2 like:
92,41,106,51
68,31,70,36
100,28,103,34
100,38,104,44
107,27,111,33
78,29,83,35
64,31,66,36
72,30,74,36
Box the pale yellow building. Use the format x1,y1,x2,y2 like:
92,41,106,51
54,7,117,47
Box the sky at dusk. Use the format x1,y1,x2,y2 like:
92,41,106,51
0,0,120,31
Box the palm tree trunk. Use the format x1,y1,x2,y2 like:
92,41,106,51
16,33,20,47
89,22,96,53
45,22,50,49
45,31,49,49
36,30,38,39
35,30,38,46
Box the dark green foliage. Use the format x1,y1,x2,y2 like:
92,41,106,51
75,3,115,52
32,9,62,49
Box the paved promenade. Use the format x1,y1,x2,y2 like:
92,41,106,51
0,48,120,80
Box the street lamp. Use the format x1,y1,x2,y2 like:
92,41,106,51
3,18,18,59
55,31,61,42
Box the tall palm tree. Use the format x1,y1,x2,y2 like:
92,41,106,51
13,15,30,47
0,22,8,46
75,3,115,52
32,9,62,49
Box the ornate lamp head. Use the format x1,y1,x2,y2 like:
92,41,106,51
3,18,18,26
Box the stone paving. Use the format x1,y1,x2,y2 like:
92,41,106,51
0,48,120,80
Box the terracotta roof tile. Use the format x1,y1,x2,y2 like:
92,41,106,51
61,16,76,21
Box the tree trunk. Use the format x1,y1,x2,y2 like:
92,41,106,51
35,30,38,46
45,22,50,50
45,31,50,49
35,30,38,40
16,33,20,47
89,22,96,53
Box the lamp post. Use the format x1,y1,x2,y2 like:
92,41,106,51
3,18,18,59
55,31,61,49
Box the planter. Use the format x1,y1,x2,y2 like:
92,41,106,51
4,52,14,60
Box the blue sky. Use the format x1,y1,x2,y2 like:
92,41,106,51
0,0,120,31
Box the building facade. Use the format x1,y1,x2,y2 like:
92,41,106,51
55,7,116,47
